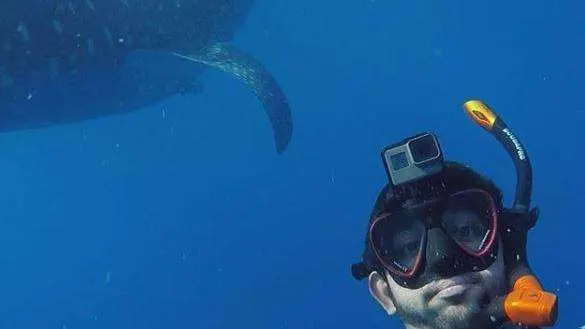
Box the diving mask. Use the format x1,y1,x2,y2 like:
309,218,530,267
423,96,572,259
369,188,498,285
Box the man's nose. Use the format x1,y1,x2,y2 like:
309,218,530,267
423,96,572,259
425,227,472,278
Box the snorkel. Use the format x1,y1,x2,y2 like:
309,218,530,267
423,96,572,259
463,100,558,328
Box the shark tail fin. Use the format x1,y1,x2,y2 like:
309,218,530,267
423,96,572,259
172,43,292,154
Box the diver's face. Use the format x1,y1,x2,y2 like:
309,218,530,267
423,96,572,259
368,239,506,329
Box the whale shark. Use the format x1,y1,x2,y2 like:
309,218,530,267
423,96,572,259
0,0,292,153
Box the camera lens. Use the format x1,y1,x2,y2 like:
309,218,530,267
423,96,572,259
409,134,439,163
390,152,409,170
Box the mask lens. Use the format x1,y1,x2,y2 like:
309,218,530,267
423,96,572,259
370,211,426,276
441,190,496,254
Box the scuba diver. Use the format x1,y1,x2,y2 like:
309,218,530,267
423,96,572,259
350,100,558,329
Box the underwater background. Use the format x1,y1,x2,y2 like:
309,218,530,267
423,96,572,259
0,0,582,328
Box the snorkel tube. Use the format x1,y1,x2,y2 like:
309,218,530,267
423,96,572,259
463,100,558,328
463,100,532,211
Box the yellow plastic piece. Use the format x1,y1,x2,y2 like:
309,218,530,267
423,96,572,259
463,100,497,131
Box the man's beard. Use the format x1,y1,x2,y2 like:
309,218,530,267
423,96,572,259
432,303,483,329
395,288,494,329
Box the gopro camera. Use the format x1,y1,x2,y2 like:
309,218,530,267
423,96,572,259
381,132,444,187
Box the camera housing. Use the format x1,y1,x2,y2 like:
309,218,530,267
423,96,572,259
381,132,444,187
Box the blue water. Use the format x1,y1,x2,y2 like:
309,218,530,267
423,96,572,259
0,0,583,328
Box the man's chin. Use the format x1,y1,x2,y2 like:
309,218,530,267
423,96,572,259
431,305,479,329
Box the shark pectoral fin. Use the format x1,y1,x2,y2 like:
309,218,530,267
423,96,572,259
172,43,292,154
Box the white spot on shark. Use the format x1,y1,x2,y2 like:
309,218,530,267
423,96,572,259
86,0,96,11
103,26,113,48
87,38,95,55
68,1,76,14
17,22,30,42
52,20,63,34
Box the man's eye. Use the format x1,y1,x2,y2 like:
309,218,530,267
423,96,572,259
451,224,482,240
458,226,471,237
399,241,419,256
